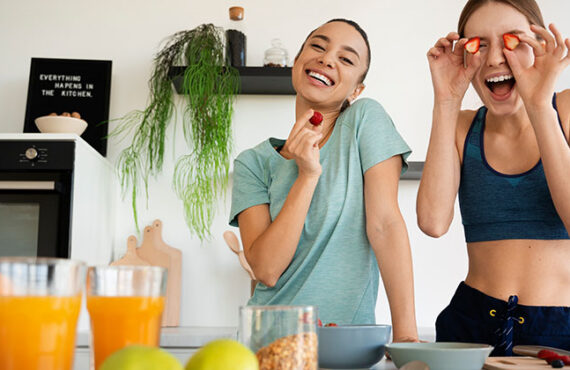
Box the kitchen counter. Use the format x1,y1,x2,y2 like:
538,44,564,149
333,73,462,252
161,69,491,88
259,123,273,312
75,326,434,370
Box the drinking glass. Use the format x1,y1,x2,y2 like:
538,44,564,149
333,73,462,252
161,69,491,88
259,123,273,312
239,305,318,370
86,265,167,369
0,257,86,370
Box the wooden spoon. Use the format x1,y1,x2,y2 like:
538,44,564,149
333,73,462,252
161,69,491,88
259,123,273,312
223,230,240,254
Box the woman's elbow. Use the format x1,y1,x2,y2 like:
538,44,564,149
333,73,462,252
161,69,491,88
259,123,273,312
417,214,450,238
250,265,279,288
255,273,278,288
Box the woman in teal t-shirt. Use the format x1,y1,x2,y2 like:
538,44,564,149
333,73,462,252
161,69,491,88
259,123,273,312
230,19,418,342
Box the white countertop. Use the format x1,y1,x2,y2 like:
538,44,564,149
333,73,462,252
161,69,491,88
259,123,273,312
76,326,237,348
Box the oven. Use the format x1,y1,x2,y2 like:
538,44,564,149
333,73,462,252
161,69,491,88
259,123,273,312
0,141,75,257
0,135,115,265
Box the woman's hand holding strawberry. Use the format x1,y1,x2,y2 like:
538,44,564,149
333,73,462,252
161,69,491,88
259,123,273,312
280,109,324,179
427,32,482,106
505,23,570,111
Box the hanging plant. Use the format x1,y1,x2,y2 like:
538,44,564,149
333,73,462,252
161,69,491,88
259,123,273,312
111,24,239,240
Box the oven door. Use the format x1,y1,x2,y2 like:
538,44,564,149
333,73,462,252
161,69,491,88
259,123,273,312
0,174,71,258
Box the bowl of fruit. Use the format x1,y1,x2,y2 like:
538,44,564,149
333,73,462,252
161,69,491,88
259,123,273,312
35,112,88,135
317,322,391,369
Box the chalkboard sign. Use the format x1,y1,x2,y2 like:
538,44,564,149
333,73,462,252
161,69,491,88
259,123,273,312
24,58,112,156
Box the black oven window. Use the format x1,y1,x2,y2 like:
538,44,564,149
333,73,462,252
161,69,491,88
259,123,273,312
0,202,40,256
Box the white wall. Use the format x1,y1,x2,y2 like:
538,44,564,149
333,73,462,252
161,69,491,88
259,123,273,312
1,0,569,332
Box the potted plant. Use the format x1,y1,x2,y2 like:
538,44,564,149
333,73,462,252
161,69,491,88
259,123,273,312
112,24,239,240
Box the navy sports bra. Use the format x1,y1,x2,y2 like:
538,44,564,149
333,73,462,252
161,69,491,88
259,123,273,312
458,94,569,243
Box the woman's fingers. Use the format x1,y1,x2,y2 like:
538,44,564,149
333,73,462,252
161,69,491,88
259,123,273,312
531,24,556,53
288,109,315,139
454,38,469,57
518,33,546,57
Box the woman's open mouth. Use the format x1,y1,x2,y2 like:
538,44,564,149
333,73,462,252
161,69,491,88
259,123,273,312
485,74,515,101
306,70,335,87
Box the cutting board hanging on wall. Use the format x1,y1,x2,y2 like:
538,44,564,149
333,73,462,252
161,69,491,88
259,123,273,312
137,219,182,327
110,236,150,266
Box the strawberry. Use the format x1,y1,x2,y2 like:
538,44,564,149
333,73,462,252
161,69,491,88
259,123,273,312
309,111,323,126
325,322,338,327
503,33,520,50
317,318,323,327
538,350,559,359
464,37,480,54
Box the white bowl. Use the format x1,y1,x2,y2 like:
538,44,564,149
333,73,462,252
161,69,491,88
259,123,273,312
34,116,88,135
386,342,493,370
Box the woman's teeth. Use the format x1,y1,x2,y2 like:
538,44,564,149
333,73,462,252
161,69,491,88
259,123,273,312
308,71,333,86
486,74,513,83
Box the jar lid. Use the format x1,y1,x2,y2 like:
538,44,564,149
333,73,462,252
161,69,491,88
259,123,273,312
229,6,244,21
264,39,288,58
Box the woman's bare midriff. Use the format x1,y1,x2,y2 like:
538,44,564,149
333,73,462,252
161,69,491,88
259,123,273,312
465,239,570,306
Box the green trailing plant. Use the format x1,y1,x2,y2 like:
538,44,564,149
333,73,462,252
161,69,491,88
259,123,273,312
111,24,239,240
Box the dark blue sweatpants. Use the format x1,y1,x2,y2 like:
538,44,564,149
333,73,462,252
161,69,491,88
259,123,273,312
436,282,570,356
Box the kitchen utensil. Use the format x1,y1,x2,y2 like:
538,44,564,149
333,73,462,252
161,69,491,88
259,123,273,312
223,230,240,254
513,345,570,357
239,305,318,370
223,230,257,282
484,356,550,369
400,360,430,370
35,115,88,135
138,220,182,327
110,236,150,266
386,342,493,370
318,324,391,369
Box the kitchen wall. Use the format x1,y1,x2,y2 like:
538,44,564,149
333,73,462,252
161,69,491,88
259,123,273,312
1,0,569,332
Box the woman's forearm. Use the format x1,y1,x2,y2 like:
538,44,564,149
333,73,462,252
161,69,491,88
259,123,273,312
369,216,418,341
528,105,570,231
245,174,320,287
417,103,462,237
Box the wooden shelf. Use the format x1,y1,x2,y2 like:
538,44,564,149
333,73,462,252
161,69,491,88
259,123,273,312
169,66,295,95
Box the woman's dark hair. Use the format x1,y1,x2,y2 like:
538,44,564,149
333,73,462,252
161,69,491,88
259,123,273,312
296,18,371,83
295,19,371,112
458,0,545,38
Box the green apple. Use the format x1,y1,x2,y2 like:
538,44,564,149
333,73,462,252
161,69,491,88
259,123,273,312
185,339,258,370
100,345,183,370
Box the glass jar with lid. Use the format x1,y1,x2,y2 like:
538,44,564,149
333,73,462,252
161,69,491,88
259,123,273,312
263,39,289,67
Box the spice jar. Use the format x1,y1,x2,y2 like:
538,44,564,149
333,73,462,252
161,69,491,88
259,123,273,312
238,305,318,370
263,39,289,67
226,6,246,67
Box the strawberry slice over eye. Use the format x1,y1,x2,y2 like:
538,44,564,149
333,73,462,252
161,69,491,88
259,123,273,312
503,33,520,50
465,37,480,54
309,111,323,126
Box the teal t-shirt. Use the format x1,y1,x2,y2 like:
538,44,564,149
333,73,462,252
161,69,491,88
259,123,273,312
229,98,411,325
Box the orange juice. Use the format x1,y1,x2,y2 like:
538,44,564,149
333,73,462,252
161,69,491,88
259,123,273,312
0,295,82,370
87,296,165,369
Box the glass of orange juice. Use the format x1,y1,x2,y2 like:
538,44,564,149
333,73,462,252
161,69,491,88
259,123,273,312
86,265,167,369
0,257,86,370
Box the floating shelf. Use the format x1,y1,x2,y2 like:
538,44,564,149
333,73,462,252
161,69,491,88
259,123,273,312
169,66,295,95
401,161,424,180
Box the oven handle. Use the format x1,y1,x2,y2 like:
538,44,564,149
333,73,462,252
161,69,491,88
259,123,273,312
0,181,56,190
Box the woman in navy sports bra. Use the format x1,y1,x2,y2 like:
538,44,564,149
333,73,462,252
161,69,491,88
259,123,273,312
417,0,570,356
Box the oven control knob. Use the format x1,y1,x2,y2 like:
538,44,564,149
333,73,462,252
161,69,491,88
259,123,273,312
25,147,39,160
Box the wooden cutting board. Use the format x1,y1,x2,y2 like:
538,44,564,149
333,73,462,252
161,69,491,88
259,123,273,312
137,220,182,327
484,356,550,369
110,235,150,266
